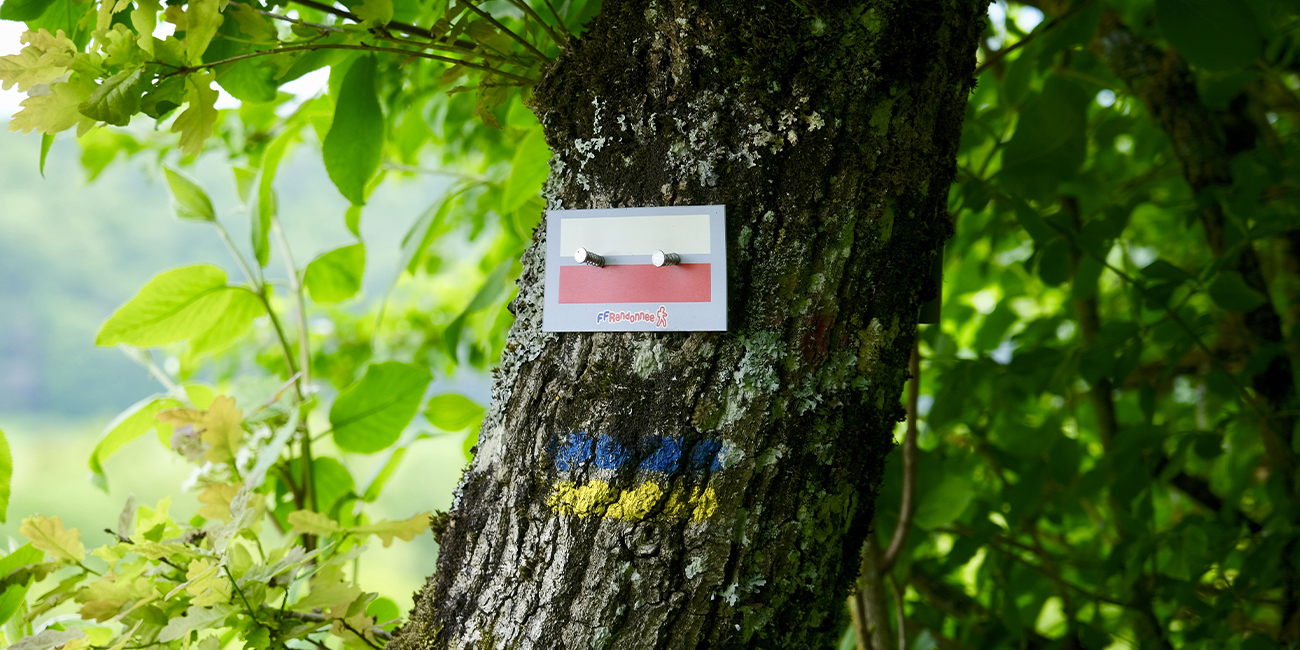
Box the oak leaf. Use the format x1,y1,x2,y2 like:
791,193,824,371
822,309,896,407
350,512,431,548
19,515,86,563
199,396,243,464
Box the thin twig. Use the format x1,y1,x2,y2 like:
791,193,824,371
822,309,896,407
230,2,345,33
282,610,393,641
373,29,521,66
271,218,311,393
340,619,385,650
975,0,1098,75
287,0,456,45
504,0,566,49
213,219,262,290
538,0,570,43
882,341,921,571
226,566,262,626
458,0,550,61
888,573,906,650
165,43,537,85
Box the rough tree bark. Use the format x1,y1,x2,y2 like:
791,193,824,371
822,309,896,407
392,1,986,647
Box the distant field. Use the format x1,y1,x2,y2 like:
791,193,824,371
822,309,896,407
1,414,468,613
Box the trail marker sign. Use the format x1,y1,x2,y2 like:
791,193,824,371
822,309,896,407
542,205,727,332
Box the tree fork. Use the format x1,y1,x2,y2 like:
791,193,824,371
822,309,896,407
392,1,986,648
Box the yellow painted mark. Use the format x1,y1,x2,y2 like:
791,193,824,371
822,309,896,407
547,480,718,522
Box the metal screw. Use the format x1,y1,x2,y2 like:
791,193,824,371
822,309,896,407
652,250,681,267
575,247,605,267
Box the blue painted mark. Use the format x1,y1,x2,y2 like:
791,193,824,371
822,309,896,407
640,437,682,472
690,439,724,471
595,435,628,469
553,433,723,473
555,434,593,471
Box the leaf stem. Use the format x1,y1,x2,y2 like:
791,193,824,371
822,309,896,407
504,0,566,50
974,0,1097,75
458,0,550,62
271,217,311,393
212,219,262,291
244,285,302,381
164,43,538,85
287,0,458,45
538,0,571,43
119,346,185,399
880,341,919,571
225,565,261,625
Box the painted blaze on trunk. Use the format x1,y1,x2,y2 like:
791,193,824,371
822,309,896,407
394,0,985,647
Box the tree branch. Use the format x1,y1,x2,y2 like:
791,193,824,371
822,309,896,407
282,610,393,641
881,341,920,570
1093,10,1298,482
975,0,1097,75
166,42,537,85
458,0,550,61
286,0,466,47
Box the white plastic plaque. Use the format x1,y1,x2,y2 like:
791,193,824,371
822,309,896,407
542,205,727,332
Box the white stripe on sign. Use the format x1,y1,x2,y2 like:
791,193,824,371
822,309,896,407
559,214,711,256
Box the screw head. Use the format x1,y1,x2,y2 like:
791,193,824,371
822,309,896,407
652,251,680,267
575,247,589,264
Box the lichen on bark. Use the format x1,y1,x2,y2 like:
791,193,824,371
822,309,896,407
392,1,987,648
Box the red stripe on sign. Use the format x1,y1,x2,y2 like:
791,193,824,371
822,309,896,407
559,264,711,304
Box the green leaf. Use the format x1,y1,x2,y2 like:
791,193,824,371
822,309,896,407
215,59,278,103
88,397,179,491
0,29,77,94
230,2,277,42
184,0,224,63
158,604,236,642
398,188,462,275
287,509,340,536
973,303,1017,353
19,515,85,562
0,0,57,20
304,243,366,304
171,75,219,157
444,258,513,358
39,132,53,177
913,475,973,529
95,264,235,347
0,428,9,523
312,457,355,512
322,56,383,205
254,124,302,267
78,67,146,126
1000,77,1090,199
330,361,432,454
1208,271,1267,311
1155,0,1262,71
131,0,159,54
424,394,485,432
190,287,263,355
8,76,94,135
164,166,216,222
501,127,550,215
1038,238,1071,287
360,446,407,502
7,629,86,650
1140,260,1194,283
345,204,362,237
354,0,393,23
350,512,429,547
0,544,43,625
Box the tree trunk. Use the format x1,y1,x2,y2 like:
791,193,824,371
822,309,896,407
393,1,986,647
